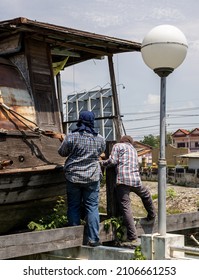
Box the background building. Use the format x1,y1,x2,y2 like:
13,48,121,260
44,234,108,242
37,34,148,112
172,128,199,152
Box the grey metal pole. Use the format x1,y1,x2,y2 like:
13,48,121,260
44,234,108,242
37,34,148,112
158,76,167,235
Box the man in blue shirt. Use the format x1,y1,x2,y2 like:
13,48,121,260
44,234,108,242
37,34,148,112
58,111,106,246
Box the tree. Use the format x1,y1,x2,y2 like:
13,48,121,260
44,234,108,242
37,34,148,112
140,132,172,148
140,134,159,148
166,132,173,145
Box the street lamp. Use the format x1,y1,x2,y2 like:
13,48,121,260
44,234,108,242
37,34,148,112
141,25,188,236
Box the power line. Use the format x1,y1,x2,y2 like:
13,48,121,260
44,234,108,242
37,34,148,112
124,115,159,122
123,113,199,123
123,106,199,116
126,124,159,131
167,122,199,126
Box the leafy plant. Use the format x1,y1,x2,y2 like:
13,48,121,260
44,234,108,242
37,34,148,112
104,216,126,241
27,196,67,231
132,245,146,260
166,187,177,199
28,221,46,231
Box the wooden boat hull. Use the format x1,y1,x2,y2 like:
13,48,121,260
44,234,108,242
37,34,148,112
0,165,66,234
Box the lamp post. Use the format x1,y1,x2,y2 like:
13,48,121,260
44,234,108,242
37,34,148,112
141,25,188,236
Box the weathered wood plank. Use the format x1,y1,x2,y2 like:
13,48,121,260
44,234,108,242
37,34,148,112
99,223,114,243
0,136,65,171
0,222,114,260
136,212,199,235
0,226,84,259
105,141,120,218
26,37,61,131
167,212,199,231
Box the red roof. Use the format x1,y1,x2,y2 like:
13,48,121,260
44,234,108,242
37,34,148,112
172,129,189,136
189,128,199,135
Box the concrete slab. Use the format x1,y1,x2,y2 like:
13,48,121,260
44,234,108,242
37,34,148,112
42,245,136,260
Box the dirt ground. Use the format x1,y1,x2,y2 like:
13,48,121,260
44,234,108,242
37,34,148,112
99,181,199,217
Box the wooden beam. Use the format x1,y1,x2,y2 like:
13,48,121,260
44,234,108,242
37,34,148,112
108,55,123,141
0,223,114,260
105,141,121,218
136,211,199,235
0,226,84,260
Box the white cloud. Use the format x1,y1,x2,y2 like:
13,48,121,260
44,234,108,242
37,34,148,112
145,94,160,106
150,7,185,21
83,12,124,29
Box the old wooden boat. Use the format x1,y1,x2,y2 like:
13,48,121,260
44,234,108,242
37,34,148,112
0,17,140,234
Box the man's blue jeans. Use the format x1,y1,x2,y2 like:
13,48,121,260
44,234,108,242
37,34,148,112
66,179,100,244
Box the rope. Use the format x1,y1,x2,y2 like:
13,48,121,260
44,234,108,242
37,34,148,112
0,102,40,135
0,100,64,141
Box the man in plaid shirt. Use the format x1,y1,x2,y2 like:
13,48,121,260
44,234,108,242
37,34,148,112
100,135,156,248
58,111,106,247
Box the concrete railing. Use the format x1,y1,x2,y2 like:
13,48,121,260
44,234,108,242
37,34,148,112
170,245,199,259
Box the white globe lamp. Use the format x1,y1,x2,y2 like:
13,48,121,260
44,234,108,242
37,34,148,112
141,25,188,77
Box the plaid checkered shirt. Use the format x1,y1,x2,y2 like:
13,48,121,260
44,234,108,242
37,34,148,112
58,131,106,183
101,142,142,187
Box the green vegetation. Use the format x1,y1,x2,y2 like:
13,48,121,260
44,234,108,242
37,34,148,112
166,187,177,199
152,193,158,200
167,208,182,214
132,245,146,260
27,193,106,231
152,189,178,201
27,196,67,231
104,216,126,241
140,134,159,148
140,133,172,148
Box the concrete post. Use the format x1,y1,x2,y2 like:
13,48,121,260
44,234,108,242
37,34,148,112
141,233,185,260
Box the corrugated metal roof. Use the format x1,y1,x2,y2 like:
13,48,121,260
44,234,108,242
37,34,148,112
0,17,141,67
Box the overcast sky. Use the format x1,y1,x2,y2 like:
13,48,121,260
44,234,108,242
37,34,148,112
1,0,199,139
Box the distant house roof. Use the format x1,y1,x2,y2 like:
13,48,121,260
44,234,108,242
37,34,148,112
178,152,199,158
189,128,199,136
0,17,141,68
172,128,189,137
133,141,152,156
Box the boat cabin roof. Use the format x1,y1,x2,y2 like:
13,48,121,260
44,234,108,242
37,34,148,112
0,17,141,67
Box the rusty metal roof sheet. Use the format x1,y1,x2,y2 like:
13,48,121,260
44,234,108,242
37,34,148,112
0,17,141,67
